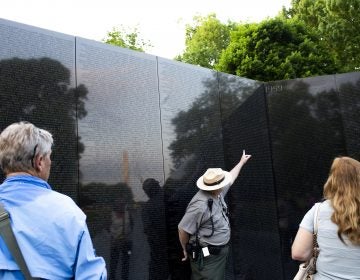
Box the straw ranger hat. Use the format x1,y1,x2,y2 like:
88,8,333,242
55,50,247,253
196,168,232,191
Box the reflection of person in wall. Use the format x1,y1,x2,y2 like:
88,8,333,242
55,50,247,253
178,150,251,280
0,122,107,279
292,156,360,279
142,178,169,280
109,197,134,280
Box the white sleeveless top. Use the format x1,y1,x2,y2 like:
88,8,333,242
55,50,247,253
300,200,360,279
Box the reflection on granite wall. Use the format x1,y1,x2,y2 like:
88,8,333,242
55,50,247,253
0,19,79,200
220,75,282,279
265,75,349,279
76,38,164,280
1,18,360,280
158,60,226,279
336,73,360,160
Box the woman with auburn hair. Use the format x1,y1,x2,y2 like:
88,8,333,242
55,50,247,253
292,156,360,279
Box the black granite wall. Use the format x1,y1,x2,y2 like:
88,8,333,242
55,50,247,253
265,75,357,279
1,18,359,280
0,19,78,200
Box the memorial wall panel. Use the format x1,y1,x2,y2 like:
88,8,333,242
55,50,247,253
76,38,164,280
335,72,360,161
158,58,225,279
219,73,283,279
265,76,347,279
0,19,78,200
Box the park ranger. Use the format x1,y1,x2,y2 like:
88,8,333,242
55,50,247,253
178,150,251,280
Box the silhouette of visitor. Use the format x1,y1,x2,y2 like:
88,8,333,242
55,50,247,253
142,178,169,280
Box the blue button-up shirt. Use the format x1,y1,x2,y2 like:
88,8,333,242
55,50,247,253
0,175,107,279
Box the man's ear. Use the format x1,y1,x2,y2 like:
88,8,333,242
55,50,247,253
33,154,43,172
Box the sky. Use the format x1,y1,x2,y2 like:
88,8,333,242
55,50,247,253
1,0,291,59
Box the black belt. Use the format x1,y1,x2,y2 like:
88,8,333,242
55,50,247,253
208,244,227,249
186,243,228,259
207,244,228,255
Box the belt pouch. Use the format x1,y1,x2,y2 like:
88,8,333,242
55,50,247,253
208,246,222,255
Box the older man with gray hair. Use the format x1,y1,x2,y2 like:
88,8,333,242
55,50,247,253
0,121,107,279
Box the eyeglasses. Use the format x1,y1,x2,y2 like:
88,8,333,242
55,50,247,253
31,144,38,168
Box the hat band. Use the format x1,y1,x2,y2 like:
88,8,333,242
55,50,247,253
204,176,225,186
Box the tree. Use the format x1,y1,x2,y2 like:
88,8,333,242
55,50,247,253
175,14,237,69
103,25,153,52
0,57,88,199
216,18,339,81
285,0,360,72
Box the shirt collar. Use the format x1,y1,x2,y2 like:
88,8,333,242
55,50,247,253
4,174,52,190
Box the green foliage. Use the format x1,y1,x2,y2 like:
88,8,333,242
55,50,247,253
175,14,237,69
216,18,339,81
174,0,359,79
103,25,153,52
285,0,360,72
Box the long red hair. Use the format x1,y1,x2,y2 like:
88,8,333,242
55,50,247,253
323,157,360,245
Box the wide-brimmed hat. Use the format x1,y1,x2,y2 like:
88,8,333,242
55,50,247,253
196,168,232,191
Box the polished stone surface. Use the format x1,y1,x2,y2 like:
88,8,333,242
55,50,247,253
158,60,227,279
336,72,360,160
266,75,348,279
76,38,164,280
220,74,282,279
0,19,78,200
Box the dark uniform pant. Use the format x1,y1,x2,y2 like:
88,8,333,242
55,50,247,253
190,245,229,280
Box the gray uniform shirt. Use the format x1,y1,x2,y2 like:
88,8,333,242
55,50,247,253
178,183,231,246
300,200,360,279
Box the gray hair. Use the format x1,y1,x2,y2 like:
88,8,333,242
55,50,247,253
0,122,53,173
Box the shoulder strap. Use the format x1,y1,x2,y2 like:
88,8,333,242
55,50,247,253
196,198,215,239
313,202,321,234
310,202,321,273
0,204,38,280
203,198,214,238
